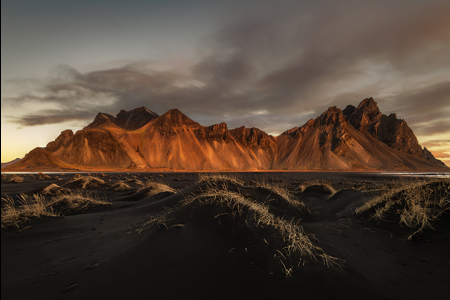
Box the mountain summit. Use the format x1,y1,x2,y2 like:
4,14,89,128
86,107,159,130
4,99,447,172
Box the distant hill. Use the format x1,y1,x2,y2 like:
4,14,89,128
3,99,448,172
1,158,21,169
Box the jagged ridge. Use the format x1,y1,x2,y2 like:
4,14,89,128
4,98,447,172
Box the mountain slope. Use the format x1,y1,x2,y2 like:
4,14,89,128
1,158,21,169
2,148,77,172
275,106,443,170
343,98,423,156
3,99,447,172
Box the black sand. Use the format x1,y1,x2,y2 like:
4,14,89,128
2,172,449,300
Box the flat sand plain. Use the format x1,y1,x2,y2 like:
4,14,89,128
1,172,449,300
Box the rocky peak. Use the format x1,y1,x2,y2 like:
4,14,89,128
86,113,114,128
153,109,200,129
316,107,346,126
229,126,275,148
86,113,115,129
117,107,158,119
279,119,315,139
45,130,74,153
115,107,159,130
343,98,423,157
208,122,228,133
200,122,230,140
344,97,381,130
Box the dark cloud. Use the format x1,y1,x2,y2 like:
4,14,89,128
8,110,94,127
380,81,450,136
2,0,450,135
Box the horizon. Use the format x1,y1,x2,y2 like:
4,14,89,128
2,0,450,165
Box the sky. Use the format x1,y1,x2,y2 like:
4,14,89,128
1,0,450,165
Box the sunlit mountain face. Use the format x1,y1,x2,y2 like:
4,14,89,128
3,98,447,172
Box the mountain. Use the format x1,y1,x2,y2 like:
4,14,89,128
3,148,77,172
1,158,21,169
86,107,159,130
3,99,447,172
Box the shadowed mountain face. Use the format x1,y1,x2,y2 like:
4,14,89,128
343,98,423,156
86,107,159,131
4,98,447,171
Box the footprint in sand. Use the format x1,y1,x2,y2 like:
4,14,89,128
86,262,100,270
62,282,78,293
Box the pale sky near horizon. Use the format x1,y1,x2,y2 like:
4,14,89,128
2,0,450,165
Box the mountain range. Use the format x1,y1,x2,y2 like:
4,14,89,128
3,98,447,172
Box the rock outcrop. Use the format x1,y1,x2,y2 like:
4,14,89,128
343,98,423,156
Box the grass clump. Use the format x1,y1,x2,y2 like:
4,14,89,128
37,172,51,180
355,178,450,239
1,194,57,229
41,183,67,195
197,173,245,187
112,181,132,191
126,178,144,187
68,175,105,189
9,175,24,183
139,180,176,198
256,177,307,211
50,190,111,214
198,174,306,212
1,190,111,229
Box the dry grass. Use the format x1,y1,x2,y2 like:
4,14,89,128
1,190,111,229
50,190,111,213
197,173,307,212
126,178,144,187
68,175,105,189
41,183,67,195
112,181,132,191
139,180,176,198
136,181,339,275
37,172,51,180
1,194,57,228
197,173,245,187
185,184,338,269
256,177,307,212
355,177,450,239
9,175,24,183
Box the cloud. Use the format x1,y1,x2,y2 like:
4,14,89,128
383,81,450,136
421,139,450,149
2,0,450,135
8,109,95,127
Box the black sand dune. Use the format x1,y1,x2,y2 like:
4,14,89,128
1,172,449,300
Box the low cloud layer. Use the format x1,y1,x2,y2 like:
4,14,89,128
2,0,449,138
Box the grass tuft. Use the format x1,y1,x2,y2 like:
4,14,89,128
139,181,176,198
9,175,24,183
1,190,110,229
67,175,105,189
1,194,57,228
197,173,245,187
41,183,67,195
112,181,132,191
355,177,450,239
